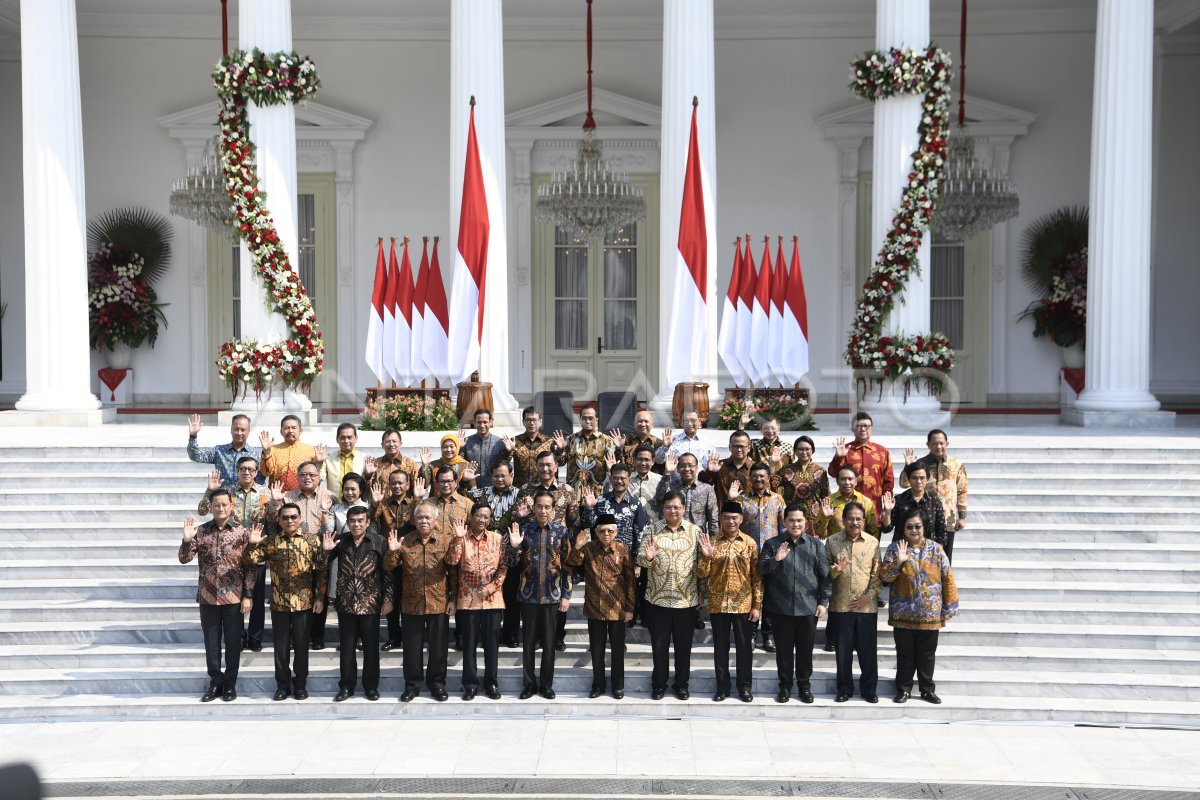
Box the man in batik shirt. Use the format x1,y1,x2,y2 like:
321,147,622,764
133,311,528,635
269,461,336,649
749,414,794,475
566,513,636,699
259,415,318,493
827,412,893,513
612,409,663,473
325,505,392,701
364,429,422,498
900,429,968,562
461,409,509,490
504,406,554,488
553,404,615,495
728,462,786,652
447,503,507,700
697,501,762,703
186,413,262,486
701,430,753,505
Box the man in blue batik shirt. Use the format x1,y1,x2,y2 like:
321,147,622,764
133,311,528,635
187,413,263,486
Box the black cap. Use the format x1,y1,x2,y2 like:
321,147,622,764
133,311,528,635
593,512,618,531
721,500,743,515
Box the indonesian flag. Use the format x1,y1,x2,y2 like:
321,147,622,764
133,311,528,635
422,237,451,383
364,239,388,384
737,236,756,387
782,236,810,383
749,237,773,387
769,236,789,387
448,102,490,385
411,239,430,382
381,239,400,385
393,238,415,387
717,237,748,386
664,102,708,388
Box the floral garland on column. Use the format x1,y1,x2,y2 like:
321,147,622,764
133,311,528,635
212,49,323,398
844,46,956,392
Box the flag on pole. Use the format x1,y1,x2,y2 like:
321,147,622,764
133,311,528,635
782,236,810,384
393,237,415,387
749,237,773,387
664,99,709,388
737,236,756,388
717,236,748,386
365,239,388,384
769,236,789,387
411,239,430,382
423,237,451,383
381,238,400,385
448,98,490,385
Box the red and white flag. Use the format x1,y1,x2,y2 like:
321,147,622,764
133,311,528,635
769,236,789,386
448,101,490,385
749,237,773,387
381,239,400,385
737,237,756,387
664,102,709,388
411,239,430,382
393,238,415,387
364,239,389,384
423,237,451,383
782,236,810,384
717,237,748,386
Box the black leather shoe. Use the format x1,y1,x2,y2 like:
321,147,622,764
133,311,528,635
554,640,567,652
432,688,449,702
651,688,665,700
485,686,501,700
894,691,910,703
712,692,727,702
366,690,380,701
381,640,399,651
823,642,835,652
920,690,942,704
201,686,220,703
502,639,519,649
519,687,536,700
247,641,263,652
462,688,476,701
294,688,309,700
334,689,352,702
674,688,689,701
763,636,776,653
798,689,814,704
400,689,418,702
835,693,851,703
775,689,790,703
589,687,604,699
863,694,879,703
453,638,463,652
540,688,556,700
738,689,753,703
612,689,624,700
222,688,237,702
272,689,290,701
311,641,326,651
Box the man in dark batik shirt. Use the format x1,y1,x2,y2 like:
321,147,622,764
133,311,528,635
325,504,392,701
566,512,636,699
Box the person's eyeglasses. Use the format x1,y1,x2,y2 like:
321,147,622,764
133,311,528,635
280,514,300,521
299,473,318,479
238,467,257,473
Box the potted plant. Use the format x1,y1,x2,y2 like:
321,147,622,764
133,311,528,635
1017,206,1088,367
86,207,172,368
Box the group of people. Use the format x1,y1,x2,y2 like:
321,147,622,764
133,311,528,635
181,407,962,705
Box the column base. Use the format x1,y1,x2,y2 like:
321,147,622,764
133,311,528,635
0,408,116,427
856,379,950,433
1060,409,1176,428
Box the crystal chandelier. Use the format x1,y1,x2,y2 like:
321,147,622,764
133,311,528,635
932,0,1019,242
535,0,645,241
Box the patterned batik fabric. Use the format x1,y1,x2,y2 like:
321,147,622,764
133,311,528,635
880,538,959,630
557,431,615,494
384,531,456,615
828,441,894,511
245,529,328,613
331,532,393,615
509,521,574,605
772,461,829,532
636,520,702,609
178,520,255,605
448,530,508,610
901,454,968,529
566,539,636,621
697,532,763,615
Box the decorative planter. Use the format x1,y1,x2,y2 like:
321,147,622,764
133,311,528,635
1060,344,1084,369
102,343,133,370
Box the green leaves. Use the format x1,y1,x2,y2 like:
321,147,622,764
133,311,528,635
87,206,174,286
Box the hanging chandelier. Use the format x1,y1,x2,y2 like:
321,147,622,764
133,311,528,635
535,0,645,241
168,0,235,235
933,0,1020,242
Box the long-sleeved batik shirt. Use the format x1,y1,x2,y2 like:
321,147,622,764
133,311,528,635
579,491,648,554
636,520,702,609
330,531,393,615
447,529,507,610
508,521,574,605
187,437,263,486
384,530,456,615
555,430,615,493
244,529,328,612
697,532,763,615
565,538,636,621
178,520,256,605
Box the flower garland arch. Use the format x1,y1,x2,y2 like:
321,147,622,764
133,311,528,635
844,46,956,390
212,49,323,398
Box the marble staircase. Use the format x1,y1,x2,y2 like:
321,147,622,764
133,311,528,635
0,437,1198,726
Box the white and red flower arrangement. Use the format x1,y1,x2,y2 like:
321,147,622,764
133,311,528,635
844,46,957,392
212,48,323,399
87,243,166,351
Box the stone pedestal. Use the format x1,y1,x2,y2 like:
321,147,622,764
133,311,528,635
855,379,949,433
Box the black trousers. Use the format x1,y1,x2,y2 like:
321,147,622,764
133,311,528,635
400,612,449,692
199,603,243,689
893,627,939,694
500,570,521,643
770,613,817,691
311,563,336,645
942,531,956,564
710,612,753,694
383,571,402,643
338,612,381,693
520,602,559,691
634,569,648,623
829,611,878,696
586,618,626,692
244,563,267,646
460,608,502,690
645,603,697,692
270,609,312,692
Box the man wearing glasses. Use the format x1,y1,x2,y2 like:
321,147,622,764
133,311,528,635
503,406,553,488
828,412,893,514
269,461,336,649
552,404,615,495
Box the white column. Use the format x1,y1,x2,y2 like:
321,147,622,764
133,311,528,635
14,0,101,416
234,0,305,413
450,0,518,420
1071,0,1170,425
651,0,718,419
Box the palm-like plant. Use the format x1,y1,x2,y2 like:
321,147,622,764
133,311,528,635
87,206,174,285
1019,206,1088,296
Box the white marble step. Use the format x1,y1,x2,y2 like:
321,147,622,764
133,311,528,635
0,489,205,506
969,506,1192,525
960,579,1200,604
0,690,1195,727
948,559,1200,583
0,471,212,489
967,487,1200,507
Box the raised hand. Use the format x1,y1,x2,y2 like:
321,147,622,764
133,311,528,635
707,451,721,473
501,434,517,452
248,522,265,545
452,519,467,539
514,495,532,519
508,523,524,549
269,480,286,503
834,437,848,458
895,540,909,563
364,455,377,475
581,487,598,509
187,414,203,436
698,532,714,558
370,485,384,504
643,537,660,561
457,428,469,447
207,470,222,492
322,530,336,551
775,540,790,561
665,453,678,474
881,492,895,513
314,443,328,463
610,429,625,449
387,530,401,552
259,430,274,452
412,476,429,499
767,451,782,471
820,497,835,518
661,428,674,447
552,430,567,450
420,448,432,467
182,515,197,542
460,461,479,483
728,480,742,500
603,450,617,470
835,550,851,572
904,448,915,466
575,529,591,549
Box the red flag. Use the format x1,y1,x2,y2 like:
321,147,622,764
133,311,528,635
393,238,415,385
749,237,773,386
664,101,709,387
364,239,388,383
423,237,451,382
717,236,748,385
411,239,430,381
783,236,810,382
449,101,491,383
769,236,788,385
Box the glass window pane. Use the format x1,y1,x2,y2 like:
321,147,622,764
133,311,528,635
604,300,637,351
555,299,587,350
603,247,636,298
555,247,587,298
231,244,241,340
297,194,317,302
931,244,964,298
931,299,963,349
604,223,636,247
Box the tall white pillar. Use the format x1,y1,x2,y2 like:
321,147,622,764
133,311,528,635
651,0,718,421
13,0,102,419
233,0,308,415
450,0,518,421
1066,0,1173,427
